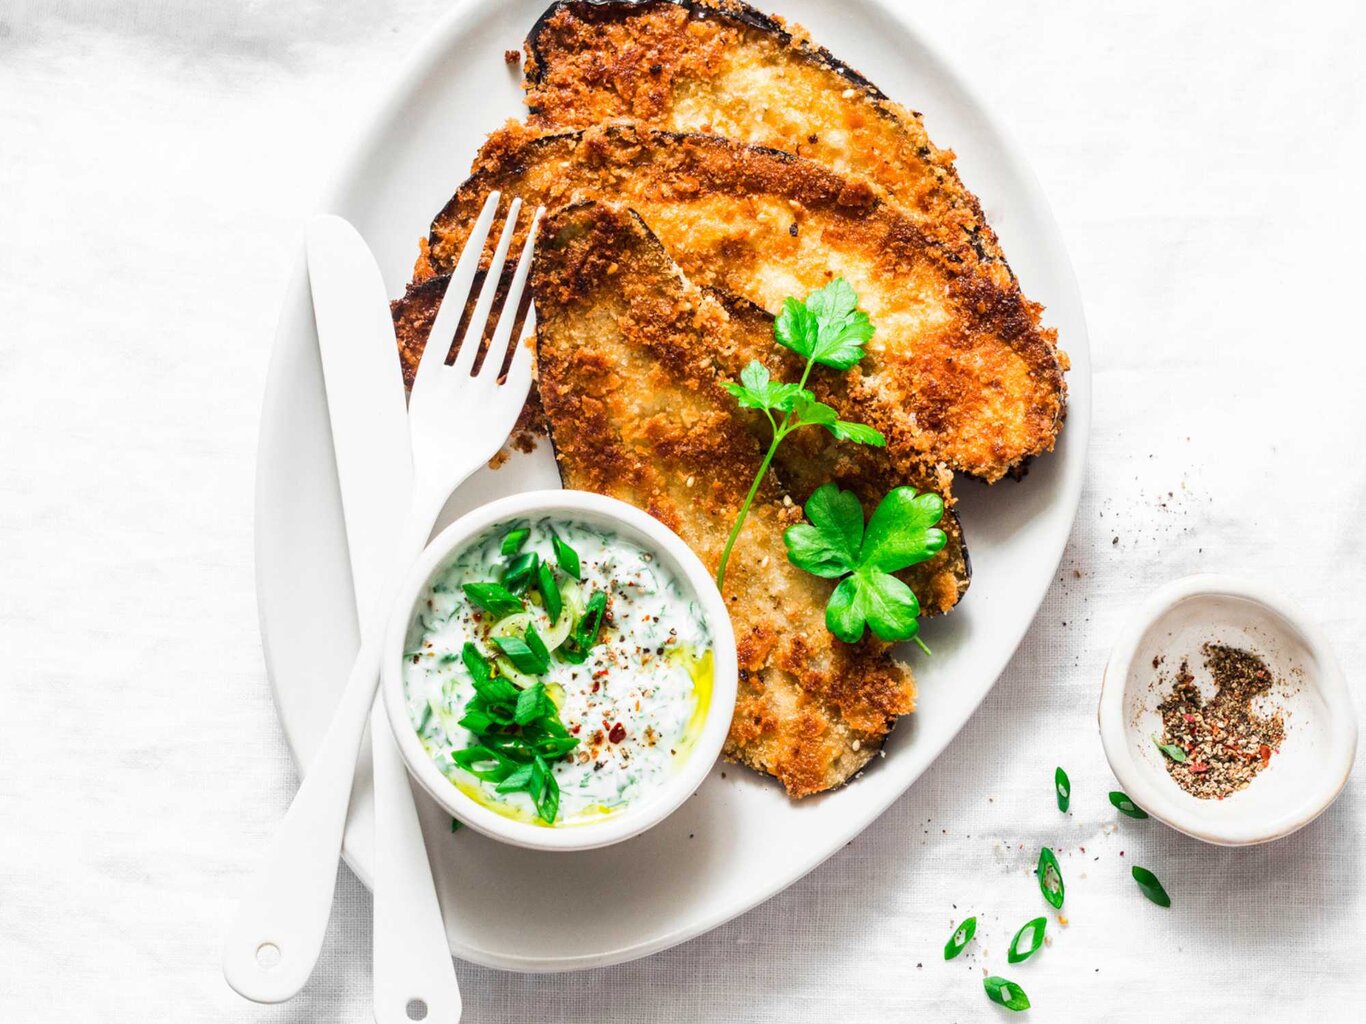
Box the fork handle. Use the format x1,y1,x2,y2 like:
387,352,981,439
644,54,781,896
223,501,437,1003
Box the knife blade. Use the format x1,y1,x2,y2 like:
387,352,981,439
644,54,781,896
305,215,414,624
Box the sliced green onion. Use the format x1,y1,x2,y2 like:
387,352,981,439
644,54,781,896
462,582,522,618
500,527,530,556
494,627,550,675
502,551,540,593
1007,917,1046,964
536,559,562,624
1153,735,1188,763
560,590,607,664
461,642,492,684
1132,865,1171,907
943,916,976,960
1036,846,1064,909
1109,791,1149,819
416,703,433,736
1055,766,1070,813
552,534,582,580
983,976,1030,1012
450,817,462,832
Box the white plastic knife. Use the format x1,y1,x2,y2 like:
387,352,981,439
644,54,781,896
223,217,459,1020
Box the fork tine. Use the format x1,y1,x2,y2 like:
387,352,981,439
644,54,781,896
501,307,536,399
451,197,523,378
476,206,544,382
415,190,500,386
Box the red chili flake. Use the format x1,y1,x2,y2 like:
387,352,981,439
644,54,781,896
1259,744,1271,766
608,722,627,744
569,724,580,735
1182,713,1195,724
590,680,601,693
1190,760,1209,773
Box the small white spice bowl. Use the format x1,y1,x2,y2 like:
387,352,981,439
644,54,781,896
1098,574,1356,846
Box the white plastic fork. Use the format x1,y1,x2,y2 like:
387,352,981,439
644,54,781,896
223,192,543,1015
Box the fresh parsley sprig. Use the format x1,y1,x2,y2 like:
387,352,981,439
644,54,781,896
783,482,945,649
716,278,886,590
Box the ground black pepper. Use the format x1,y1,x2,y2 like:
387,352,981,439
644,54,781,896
1156,643,1284,799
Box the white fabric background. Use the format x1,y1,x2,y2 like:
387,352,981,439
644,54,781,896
3,0,1364,1019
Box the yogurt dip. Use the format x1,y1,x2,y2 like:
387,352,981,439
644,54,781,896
400,516,713,825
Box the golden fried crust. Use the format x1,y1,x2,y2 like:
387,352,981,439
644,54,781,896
420,124,1067,482
532,202,917,796
524,0,1009,278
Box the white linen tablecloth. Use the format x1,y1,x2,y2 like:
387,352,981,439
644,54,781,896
3,1,1364,1019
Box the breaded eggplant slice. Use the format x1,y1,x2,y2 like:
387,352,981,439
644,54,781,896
417,123,1067,482
525,0,1010,280
532,201,917,796
392,231,968,614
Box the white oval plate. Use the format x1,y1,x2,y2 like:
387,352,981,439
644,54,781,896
256,0,1091,972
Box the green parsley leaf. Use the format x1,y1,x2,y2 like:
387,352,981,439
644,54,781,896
943,916,976,960
462,582,522,618
1036,846,1065,909
1132,865,1171,907
784,483,944,645
1007,917,1046,964
789,394,885,446
535,559,562,624
1109,790,1149,819
774,277,874,370
1055,766,1071,813
552,534,581,580
983,976,1030,1012
723,360,805,413
493,626,551,675
860,487,947,572
782,483,863,578
500,527,530,556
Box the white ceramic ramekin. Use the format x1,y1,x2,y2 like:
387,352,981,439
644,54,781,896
1098,574,1356,846
381,489,737,852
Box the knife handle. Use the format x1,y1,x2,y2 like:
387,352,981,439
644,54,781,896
223,505,438,1003
371,702,462,1024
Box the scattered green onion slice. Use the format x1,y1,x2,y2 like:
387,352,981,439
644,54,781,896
462,582,522,618
983,976,1030,1012
553,534,582,580
450,817,462,832
1007,917,1046,964
1055,766,1071,813
536,559,562,624
1036,846,1064,909
500,527,530,556
417,703,433,736
502,551,540,592
1132,865,1171,907
493,626,551,675
1109,791,1149,819
943,916,976,960
560,590,607,664
1153,735,1189,763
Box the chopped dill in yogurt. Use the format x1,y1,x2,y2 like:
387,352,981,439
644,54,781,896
401,517,713,825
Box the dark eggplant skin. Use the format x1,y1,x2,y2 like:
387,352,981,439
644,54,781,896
524,0,889,101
